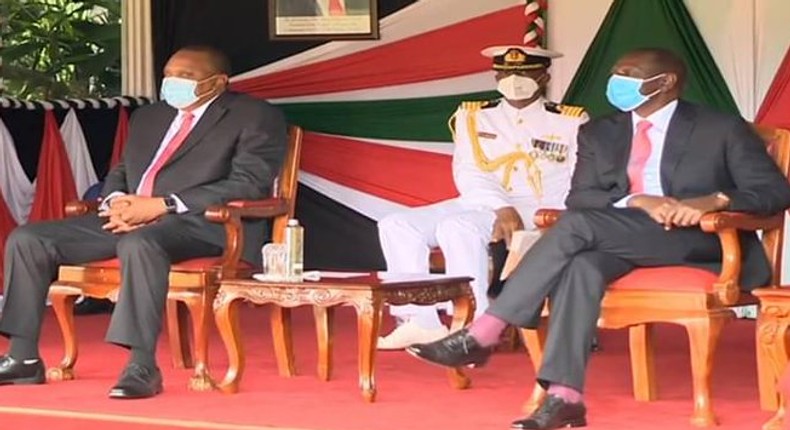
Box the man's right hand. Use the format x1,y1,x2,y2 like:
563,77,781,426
492,206,524,247
628,195,679,225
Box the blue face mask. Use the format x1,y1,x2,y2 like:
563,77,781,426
160,76,214,110
605,73,665,112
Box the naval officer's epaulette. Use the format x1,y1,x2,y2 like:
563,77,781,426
459,99,501,110
544,101,586,118
449,100,501,136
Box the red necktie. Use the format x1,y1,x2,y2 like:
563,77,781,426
627,120,653,194
329,0,345,15
138,112,195,196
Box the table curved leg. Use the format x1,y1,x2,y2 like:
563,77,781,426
214,295,244,394
314,305,335,381
447,288,475,389
355,296,383,402
271,306,296,377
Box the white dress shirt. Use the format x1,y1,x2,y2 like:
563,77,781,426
103,96,219,212
614,100,679,207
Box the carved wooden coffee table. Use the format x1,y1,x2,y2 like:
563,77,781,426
213,272,475,402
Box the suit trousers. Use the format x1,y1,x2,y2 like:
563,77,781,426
0,214,222,353
487,207,723,391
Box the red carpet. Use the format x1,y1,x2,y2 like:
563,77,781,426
0,306,775,429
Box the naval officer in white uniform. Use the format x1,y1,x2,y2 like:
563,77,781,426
377,45,589,350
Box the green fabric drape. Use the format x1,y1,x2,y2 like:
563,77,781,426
562,0,738,118
277,91,499,142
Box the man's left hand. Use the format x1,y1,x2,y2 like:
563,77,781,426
663,193,729,228
102,195,168,225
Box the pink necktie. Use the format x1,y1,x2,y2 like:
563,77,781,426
627,120,653,194
329,0,345,15
138,112,195,196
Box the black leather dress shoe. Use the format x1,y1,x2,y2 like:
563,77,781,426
405,328,491,368
0,354,45,385
74,297,114,315
511,395,587,429
108,363,163,399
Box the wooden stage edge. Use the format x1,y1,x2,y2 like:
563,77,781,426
0,405,312,430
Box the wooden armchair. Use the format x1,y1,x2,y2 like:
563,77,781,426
520,124,789,427
46,125,304,390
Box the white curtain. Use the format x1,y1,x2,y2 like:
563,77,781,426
60,109,98,197
0,118,34,225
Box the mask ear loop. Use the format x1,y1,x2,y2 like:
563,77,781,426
194,75,220,98
640,73,667,99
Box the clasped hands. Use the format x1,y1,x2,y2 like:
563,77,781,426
98,195,168,234
629,194,728,229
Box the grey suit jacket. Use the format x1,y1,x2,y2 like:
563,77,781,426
566,100,790,289
101,91,288,264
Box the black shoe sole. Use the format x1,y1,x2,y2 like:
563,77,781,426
108,385,163,399
0,375,46,385
510,417,587,429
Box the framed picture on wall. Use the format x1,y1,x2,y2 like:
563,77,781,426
269,0,379,40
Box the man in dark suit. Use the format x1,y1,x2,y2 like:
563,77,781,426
407,48,790,429
0,46,287,399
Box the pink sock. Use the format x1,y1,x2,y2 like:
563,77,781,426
467,313,508,347
547,383,583,404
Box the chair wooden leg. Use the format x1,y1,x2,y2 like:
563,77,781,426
167,299,193,369
629,324,657,401
271,306,296,377
756,307,789,411
185,292,214,391
684,312,730,427
520,323,547,414
47,291,78,381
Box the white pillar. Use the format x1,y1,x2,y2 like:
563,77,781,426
122,0,156,97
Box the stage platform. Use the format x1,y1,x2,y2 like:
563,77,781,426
0,305,775,429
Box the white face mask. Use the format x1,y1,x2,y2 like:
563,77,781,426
497,75,540,101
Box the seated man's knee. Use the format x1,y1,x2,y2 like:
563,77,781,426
378,211,422,240
5,225,45,253
555,210,593,231
435,215,484,245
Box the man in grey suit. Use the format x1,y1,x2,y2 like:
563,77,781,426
408,48,790,429
0,46,287,399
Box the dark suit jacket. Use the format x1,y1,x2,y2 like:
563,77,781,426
101,91,287,264
566,100,790,289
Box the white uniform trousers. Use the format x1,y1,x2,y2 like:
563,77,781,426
378,199,494,329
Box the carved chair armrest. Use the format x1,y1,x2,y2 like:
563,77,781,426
700,211,783,233
534,209,564,229
65,200,100,217
699,211,785,305
204,198,291,278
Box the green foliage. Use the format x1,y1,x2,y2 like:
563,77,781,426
0,0,121,100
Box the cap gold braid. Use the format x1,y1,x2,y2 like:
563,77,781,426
462,103,543,198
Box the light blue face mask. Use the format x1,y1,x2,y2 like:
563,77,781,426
160,76,214,109
605,73,666,112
